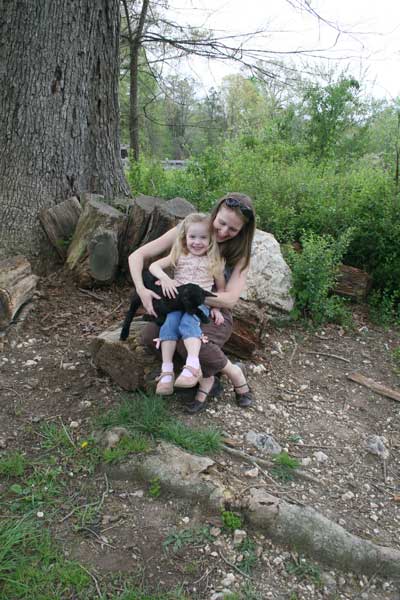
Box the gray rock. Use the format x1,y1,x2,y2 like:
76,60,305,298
246,431,282,455
366,435,389,460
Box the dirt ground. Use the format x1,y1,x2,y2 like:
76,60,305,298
1,267,400,600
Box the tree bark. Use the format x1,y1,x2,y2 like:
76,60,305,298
0,256,39,329
0,0,129,264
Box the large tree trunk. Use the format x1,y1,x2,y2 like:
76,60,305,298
0,0,130,265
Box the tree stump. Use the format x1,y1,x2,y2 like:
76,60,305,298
120,195,195,271
66,198,126,287
39,196,82,260
0,256,39,329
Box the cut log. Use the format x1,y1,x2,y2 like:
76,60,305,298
335,265,372,300
66,199,126,288
292,242,372,301
39,196,82,260
120,195,195,271
0,256,39,329
91,321,160,391
347,372,400,402
224,299,267,359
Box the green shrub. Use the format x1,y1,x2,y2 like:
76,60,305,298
286,230,353,325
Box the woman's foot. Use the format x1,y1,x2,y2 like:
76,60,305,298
224,363,253,407
186,375,215,414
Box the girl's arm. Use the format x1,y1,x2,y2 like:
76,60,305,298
128,226,178,316
205,259,249,310
149,254,179,299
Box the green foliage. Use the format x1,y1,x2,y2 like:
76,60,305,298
286,230,353,325
221,510,242,531
0,452,27,478
0,518,91,599
238,537,258,575
391,346,400,374
286,556,322,587
98,392,222,455
163,526,213,552
148,477,161,498
271,451,300,482
368,288,400,327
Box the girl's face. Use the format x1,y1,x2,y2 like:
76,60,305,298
185,222,210,256
213,205,245,243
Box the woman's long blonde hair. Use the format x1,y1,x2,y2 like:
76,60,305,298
170,213,225,279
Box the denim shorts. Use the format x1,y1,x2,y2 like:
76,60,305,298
159,305,209,341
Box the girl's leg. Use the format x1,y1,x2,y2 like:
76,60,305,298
156,312,181,394
175,313,203,387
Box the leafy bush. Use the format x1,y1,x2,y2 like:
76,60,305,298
286,230,353,325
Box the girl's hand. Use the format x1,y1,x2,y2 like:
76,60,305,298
138,287,161,317
211,307,224,326
159,276,179,299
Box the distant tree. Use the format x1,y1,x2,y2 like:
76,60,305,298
0,0,129,262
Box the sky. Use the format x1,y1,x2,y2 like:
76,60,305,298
169,0,400,100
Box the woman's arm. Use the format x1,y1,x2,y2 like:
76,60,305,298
128,227,178,316
206,260,249,310
149,254,178,299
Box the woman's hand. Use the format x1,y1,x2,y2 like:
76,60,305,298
138,287,161,317
159,276,179,299
211,307,225,326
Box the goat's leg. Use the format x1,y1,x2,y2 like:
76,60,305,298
195,307,210,324
120,295,141,340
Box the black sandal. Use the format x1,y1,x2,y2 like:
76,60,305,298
186,389,209,414
234,382,253,408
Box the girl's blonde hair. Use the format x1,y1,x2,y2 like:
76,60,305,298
170,212,225,279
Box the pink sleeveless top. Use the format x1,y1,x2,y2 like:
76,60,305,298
174,254,214,291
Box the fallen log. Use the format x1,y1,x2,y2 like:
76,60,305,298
66,198,126,288
39,196,82,260
244,488,400,579
347,372,400,403
0,256,39,329
335,264,372,300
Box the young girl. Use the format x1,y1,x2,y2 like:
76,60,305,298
149,213,225,395
129,193,255,413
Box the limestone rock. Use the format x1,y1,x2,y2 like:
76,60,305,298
241,229,294,316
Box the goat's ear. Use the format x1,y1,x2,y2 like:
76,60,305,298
204,290,217,298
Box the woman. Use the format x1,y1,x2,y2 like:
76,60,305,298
128,192,256,414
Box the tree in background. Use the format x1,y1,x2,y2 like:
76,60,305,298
0,0,129,262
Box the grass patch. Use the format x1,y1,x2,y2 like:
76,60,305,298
271,451,300,482
286,555,322,587
103,433,150,463
163,525,214,553
237,537,258,575
0,517,91,599
0,451,27,478
98,392,223,455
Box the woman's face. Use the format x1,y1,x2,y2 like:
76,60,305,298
213,205,245,243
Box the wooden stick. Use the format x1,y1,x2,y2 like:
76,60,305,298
305,350,350,363
347,372,400,403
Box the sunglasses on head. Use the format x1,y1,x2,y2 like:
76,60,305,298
224,197,254,220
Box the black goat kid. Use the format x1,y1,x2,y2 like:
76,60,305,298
120,270,216,341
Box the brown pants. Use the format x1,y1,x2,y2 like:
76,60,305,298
140,309,233,378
